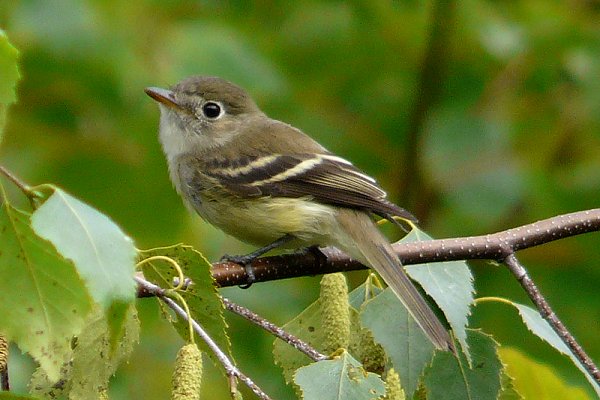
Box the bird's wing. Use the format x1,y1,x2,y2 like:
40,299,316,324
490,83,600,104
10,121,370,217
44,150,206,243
202,153,416,222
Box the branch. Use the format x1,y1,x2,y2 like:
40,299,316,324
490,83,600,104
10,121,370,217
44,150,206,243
134,277,272,400
211,209,600,286
209,209,600,389
504,254,600,383
3,165,599,390
222,298,326,363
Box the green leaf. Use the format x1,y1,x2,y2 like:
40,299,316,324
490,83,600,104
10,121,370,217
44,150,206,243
512,301,599,397
0,29,20,138
0,184,92,381
513,303,570,353
348,274,384,310
274,278,385,387
402,228,474,362
67,305,139,399
29,305,139,399
295,350,385,400
30,187,137,309
498,366,523,400
423,330,502,400
272,297,368,385
499,347,591,400
347,277,387,374
360,288,434,398
139,244,231,363
273,298,323,384
482,298,599,396
29,362,71,399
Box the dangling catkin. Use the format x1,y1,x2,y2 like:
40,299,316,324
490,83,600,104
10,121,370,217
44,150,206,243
171,343,203,400
382,368,405,400
0,335,7,373
99,386,109,400
358,328,386,373
320,273,351,353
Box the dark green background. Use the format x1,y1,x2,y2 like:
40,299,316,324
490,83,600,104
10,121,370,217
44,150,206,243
1,1,599,398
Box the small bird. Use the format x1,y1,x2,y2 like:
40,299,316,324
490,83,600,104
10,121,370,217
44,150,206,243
145,76,453,351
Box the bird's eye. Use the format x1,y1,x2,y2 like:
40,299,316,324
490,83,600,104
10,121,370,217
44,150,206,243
202,102,222,119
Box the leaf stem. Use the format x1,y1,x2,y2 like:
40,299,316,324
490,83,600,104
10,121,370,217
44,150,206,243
0,165,32,197
0,166,46,209
473,297,515,306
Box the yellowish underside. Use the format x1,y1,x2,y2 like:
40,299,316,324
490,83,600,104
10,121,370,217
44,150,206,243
191,195,340,248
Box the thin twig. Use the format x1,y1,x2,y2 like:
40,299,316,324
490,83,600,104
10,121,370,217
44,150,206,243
4,164,598,391
0,165,43,209
503,254,600,386
0,165,31,196
134,276,272,400
223,298,327,362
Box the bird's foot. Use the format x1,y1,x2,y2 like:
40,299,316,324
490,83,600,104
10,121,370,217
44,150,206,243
220,253,257,289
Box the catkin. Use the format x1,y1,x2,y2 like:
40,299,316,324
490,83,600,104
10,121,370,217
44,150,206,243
99,386,109,400
0,335,7,373
358,328,386,373
320,273,351,353
414,383,427,400
382,368,405,400
171,343,203,400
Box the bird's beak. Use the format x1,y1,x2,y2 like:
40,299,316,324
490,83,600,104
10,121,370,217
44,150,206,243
144,87,181,109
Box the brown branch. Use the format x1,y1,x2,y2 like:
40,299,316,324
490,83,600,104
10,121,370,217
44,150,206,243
211,209,600,286
504,254,600,384
3,164,598,389
222,298,326,363
209,208,600,390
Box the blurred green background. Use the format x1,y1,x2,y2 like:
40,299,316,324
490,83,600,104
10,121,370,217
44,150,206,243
1,0,599,398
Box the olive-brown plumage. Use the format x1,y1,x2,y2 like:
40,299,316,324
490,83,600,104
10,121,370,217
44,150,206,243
146,76,453,351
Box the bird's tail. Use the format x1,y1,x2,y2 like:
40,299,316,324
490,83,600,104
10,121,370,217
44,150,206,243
335,209,454,352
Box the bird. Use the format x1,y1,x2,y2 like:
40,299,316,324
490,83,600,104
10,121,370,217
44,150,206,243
145,76,453,352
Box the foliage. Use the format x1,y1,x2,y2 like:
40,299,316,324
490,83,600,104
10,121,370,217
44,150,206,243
138,245,231,364
29,305,139,399
403,229,474,363
0,1,599,399
499,347,591,400
294,350,385,400
0,185,93,381
423,330,502,400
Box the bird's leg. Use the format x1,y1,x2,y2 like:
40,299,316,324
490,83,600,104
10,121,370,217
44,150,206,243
295,245,328,266
220,234,295,288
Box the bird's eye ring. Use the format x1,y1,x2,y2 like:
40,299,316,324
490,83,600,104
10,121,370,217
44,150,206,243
202,102,222,119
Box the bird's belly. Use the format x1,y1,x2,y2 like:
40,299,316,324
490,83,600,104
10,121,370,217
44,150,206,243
194,195,338,248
